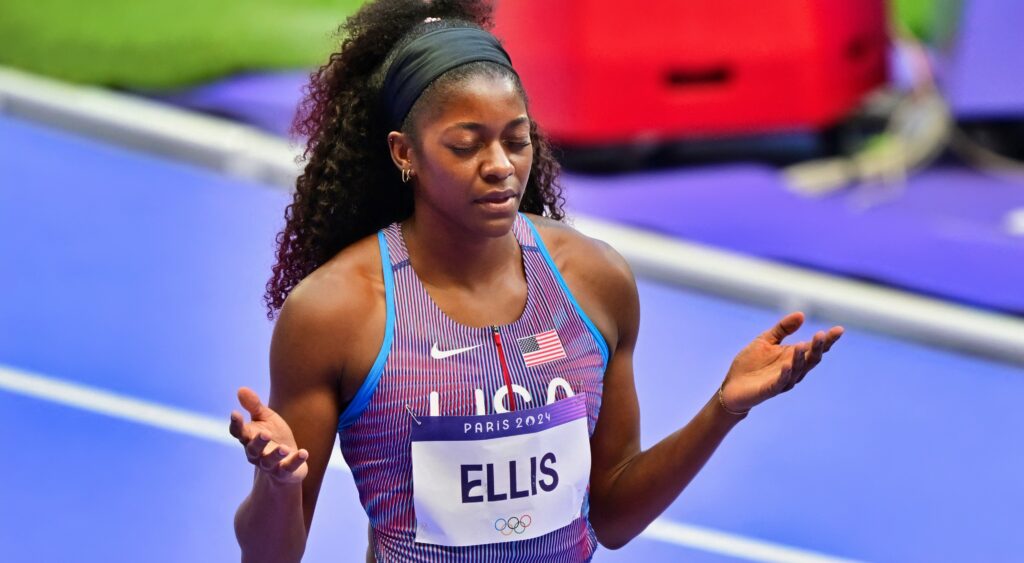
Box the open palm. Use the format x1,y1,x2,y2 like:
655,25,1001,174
720,312,844,413
229,387,309,483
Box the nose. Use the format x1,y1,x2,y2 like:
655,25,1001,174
481,141,515,182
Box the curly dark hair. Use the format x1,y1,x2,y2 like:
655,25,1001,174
264,0,566,319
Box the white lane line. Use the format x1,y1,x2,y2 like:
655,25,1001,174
3,65,1023,367
0,66,303,187
572,216,1024,366
642,519,861,563
0,364,352,470
0,363,861,562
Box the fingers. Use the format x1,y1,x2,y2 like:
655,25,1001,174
240,430,308,479
237,387,269,420
257,443,290,472
778,342,808,393
245,431,273,464
791,341,807,376
231,389,305,480
823,326,844,352
790,326,844,389
808,331,825,367
258,444,309,479
793,332,824,386
779,343,805,392
228,410,251,444
770,341,803,394
278,447,310,474
760,311,805,345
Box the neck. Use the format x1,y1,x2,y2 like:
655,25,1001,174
401,212,521,289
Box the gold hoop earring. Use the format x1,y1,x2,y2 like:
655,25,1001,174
401,168,413,183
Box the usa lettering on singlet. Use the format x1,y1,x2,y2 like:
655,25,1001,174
337,213,609,562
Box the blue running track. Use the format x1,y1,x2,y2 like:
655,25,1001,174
1,115,1022,562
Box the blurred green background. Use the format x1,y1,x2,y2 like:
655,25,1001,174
0,0,363,88
0,0,960,89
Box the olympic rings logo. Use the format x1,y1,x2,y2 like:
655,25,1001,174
494,514,532,536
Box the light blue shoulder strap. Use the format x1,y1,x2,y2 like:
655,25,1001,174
337,231,396,431
519,213,610,370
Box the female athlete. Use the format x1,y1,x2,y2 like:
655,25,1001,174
229,1,844,561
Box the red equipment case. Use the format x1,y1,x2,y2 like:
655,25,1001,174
492,0,888,146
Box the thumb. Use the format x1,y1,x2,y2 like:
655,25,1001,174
237,387,271,420
760,311,805,345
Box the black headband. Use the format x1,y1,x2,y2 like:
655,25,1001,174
380,26,516,132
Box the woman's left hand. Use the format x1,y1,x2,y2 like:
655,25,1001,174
719,311,844,414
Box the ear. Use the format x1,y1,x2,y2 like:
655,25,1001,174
387,131,415,173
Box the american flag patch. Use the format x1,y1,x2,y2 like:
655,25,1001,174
516,329,567,367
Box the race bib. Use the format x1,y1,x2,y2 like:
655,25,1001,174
410,393,590,547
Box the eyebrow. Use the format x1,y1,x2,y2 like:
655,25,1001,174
444,116,530,133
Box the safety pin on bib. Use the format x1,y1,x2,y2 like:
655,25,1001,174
405,404,422,426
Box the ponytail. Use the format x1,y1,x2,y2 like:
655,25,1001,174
265,0,565,319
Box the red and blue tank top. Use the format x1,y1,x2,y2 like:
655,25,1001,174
337,213,608,562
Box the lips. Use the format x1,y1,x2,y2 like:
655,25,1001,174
474,190,519,213
475,189,518,204
473,192,520,213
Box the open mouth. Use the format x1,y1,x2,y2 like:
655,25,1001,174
475,191,518,211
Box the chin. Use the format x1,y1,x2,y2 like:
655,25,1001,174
471,208,519,238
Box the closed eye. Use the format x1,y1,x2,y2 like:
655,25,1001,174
449,145,478,155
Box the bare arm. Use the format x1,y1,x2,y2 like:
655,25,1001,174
231,240,387,562
231,274,373,562
590,313,840,547
544,224,842,549
587,315,746,548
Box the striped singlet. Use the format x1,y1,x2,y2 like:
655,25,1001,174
336,213,609,562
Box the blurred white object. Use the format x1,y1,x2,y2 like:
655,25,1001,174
1005,208,1024,236
784,87,951,197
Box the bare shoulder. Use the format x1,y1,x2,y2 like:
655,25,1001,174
524,213,639,352
271,233,387,401
526,214,631,277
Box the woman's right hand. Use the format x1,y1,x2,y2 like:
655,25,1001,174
229,387,310,484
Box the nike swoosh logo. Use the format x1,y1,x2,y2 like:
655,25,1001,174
430,342,482,360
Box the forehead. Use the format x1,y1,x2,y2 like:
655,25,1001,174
416,74,527,131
